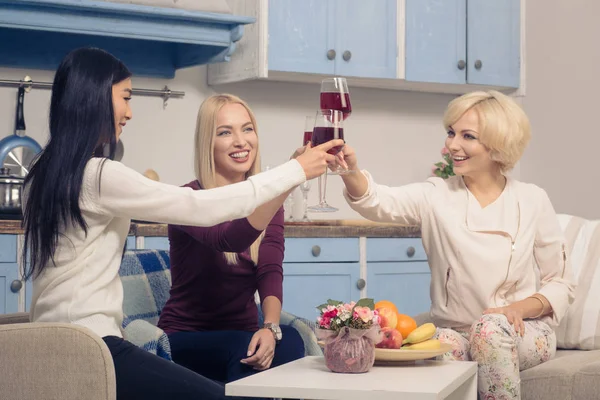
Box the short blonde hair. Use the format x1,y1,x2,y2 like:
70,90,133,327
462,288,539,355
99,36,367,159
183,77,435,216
193,94,263,265
443,90,531,172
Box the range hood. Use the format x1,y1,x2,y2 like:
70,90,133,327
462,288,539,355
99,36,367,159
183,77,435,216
0,0,255,78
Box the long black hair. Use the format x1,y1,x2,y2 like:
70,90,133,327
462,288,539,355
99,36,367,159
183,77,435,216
22,47,131,280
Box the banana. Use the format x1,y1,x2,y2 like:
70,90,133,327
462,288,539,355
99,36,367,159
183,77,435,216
402,322,436,345
403,338,441,350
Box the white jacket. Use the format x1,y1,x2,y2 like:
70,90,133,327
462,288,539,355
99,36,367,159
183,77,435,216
26,158,306,338
345,172,576,330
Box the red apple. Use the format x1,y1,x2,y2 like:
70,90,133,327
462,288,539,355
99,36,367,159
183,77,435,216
377,307,398,329
376,327,403,349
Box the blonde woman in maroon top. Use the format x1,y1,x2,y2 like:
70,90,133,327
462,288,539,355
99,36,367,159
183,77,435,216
158,94,310,385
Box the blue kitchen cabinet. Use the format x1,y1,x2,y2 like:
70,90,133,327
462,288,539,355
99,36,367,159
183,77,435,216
126,235,136,250
0,235,19,314
0,232,432,320
366,238,431,317
0,263,19,314
282,262,361,322
466,0,520,87
333,0,397,79
282,238,361,321
268,0,397,79
405,0,520,88
143,237,170,250
268,0,335,75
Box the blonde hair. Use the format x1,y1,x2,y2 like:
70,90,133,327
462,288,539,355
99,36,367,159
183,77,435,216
194,94,264,265
443,90,531,172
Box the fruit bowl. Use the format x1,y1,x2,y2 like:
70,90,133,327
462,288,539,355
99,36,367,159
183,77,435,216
374,343,452,365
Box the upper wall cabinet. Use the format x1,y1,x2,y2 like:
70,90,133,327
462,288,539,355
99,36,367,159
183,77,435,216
405,0,520,87
0,0,255,78
208,0,523,94
268,0,397,79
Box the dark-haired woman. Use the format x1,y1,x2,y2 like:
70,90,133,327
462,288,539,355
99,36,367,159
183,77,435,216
22,47,341,400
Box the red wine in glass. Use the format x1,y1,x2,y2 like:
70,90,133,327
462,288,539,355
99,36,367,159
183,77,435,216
312,127,344,155
303,131,312,146
320,92,352,120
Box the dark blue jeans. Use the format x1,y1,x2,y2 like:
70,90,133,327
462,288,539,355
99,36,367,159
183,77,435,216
168,325,305,384
103,336,232,400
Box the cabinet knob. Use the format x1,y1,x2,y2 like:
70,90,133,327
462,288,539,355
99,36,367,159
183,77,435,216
10,280,23,293
356,279,366,290
406,246,416,258
311,245,321,257
457,60,466,70
326,49,336,60
474,59,483,70
342,50,352,61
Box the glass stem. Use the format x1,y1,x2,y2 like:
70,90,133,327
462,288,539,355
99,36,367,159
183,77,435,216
302,190,309,221
319,172,328,206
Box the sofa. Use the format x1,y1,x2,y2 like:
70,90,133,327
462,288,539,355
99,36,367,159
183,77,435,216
0,249,319,400
518,214,600,400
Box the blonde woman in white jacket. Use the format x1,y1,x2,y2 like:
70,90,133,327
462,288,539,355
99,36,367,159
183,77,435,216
338,90,576,400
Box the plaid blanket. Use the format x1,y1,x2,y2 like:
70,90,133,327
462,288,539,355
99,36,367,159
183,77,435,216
119,249,323,361
120,249,173,361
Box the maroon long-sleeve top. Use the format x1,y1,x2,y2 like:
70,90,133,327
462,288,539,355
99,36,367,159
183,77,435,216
157,180,285,334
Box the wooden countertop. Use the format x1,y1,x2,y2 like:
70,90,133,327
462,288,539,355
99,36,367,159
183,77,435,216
0,219,421,238
0,219,25,235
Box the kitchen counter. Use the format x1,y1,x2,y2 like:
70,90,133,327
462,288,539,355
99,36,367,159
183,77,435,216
0,219,421,238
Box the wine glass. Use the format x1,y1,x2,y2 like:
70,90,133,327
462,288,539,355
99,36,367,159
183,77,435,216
307,109,343,213
299,181,311,222
298,116,314,221
320,77,352,174
320,77,351,120
303,115,313,146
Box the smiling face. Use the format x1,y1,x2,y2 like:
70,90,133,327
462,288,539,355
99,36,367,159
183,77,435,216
213,103,258,185
112,78,132,141
445,108,497,178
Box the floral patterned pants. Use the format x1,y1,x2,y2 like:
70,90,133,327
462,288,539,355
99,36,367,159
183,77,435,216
435,314,556,400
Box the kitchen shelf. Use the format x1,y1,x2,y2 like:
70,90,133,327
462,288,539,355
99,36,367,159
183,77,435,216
0,0,255,78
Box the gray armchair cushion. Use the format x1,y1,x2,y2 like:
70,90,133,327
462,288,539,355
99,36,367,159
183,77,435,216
0,322,116,400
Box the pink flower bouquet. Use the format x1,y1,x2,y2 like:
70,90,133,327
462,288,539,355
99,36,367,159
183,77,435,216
316,299,382,374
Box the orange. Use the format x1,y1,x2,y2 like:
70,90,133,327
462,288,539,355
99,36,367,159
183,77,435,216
374,300,398,314
395,314,417,338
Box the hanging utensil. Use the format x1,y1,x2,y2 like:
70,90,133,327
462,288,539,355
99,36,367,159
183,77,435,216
0,166,24,219
0,85,42,178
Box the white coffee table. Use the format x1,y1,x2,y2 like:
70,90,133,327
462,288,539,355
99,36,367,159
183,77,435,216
226,356,478,400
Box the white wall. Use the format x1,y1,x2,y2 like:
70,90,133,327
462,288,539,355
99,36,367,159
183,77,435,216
519,0,600,219
3,0,597,220
0,65,454,220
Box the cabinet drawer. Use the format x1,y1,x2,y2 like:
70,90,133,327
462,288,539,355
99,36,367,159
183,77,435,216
367,238,426,262
0,235,17,263
144,237,169,250
284,238,359,263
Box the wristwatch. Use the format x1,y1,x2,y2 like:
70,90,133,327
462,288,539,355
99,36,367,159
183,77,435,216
263,322,282,343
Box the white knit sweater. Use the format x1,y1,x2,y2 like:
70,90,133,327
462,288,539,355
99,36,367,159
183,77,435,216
27,158,305,338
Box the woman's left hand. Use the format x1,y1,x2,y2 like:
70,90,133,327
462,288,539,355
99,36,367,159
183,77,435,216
240,329,276,370
483,306,525,337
